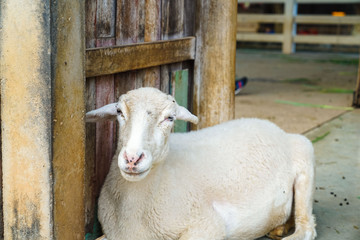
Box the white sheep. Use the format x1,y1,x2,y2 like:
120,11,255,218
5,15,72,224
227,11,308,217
86,87,316,240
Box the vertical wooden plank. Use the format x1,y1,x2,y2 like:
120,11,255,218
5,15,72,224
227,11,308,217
85,0,97,48
171,70,189,132
144,0,161,42
115,0,146,91
184,0,196,37
182,0,196,115
96,0,116,38
193,0,237,129
52,0,86,239
161,0,184,39
161,0,185,93
85,0,98,234
116,0,145,45
353,55,360,107
1,1,53,239
283,0,296,54
85,78,97,234
144,0,161,88
114,73,136,100
95,77,115,195
0,90,2,238
0,3,2,234
94,0,117,204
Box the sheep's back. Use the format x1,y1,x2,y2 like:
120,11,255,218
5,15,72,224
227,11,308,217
167,118,296,200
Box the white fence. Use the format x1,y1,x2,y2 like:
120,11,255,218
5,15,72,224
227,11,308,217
237,0,360,53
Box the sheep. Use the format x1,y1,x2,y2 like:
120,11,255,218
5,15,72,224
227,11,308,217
86,87,316,240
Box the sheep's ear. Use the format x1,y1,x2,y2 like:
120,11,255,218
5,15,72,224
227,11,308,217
86,103,118,122
176,105,198,124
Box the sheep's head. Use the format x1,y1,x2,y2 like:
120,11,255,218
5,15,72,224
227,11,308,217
86,87,198,182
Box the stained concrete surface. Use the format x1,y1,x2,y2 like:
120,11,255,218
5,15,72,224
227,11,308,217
236,50,360,239
305,110,360,240
235,49,358,134
255,110,360,240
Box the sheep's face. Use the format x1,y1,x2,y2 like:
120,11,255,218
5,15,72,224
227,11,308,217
86,88,198,182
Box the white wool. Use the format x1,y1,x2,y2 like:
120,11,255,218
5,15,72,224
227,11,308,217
86,87,316,240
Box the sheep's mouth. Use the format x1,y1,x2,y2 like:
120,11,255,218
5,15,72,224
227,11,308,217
126,171,144,176
121,168,150,181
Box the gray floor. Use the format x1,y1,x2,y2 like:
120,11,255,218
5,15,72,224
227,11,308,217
258,110,360,240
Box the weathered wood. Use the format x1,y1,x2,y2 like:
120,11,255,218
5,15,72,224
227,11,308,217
182,0,196,114
144,0,161,88
86,37,196,77
116,0,145,88
94,0,117,212
115,73,137,100
161,0,184,40
171,70,189,132
144,0,161,42
0,89,2,238
161,0,185,93
1,1,54,239
85,0,97,48
0,18,3,236
353,55,360,107
116,0,145,44
193,0,237,129
184,0,196,37
84,78,96,234
52,1,86,239
95,77,115,197
96,0,116,38
85,0,97,234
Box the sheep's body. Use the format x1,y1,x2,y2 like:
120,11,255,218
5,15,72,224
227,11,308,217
86,87,316,240
98,118,316,240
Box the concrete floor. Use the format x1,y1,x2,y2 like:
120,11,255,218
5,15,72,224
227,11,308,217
236,50,360,239
235,49,357,134
305,110,360,240
255,110,360,240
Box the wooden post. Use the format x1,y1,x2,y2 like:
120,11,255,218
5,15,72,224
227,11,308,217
283,0,296,54
0,0,86,239
52,1,86,239
1,1,54,238
353,55,360,107
193,0,237,129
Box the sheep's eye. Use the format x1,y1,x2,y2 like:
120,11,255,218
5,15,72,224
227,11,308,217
167,116,175,122
117,109,123,115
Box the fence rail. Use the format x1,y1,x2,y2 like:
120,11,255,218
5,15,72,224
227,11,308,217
237,0,360,53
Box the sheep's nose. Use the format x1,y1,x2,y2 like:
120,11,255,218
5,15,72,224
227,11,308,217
124,151,144,169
